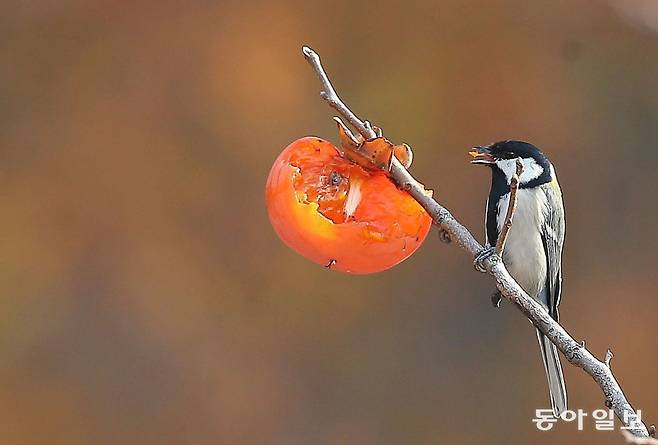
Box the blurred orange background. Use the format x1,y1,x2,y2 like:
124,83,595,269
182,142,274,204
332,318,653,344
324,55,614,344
1,1,656,444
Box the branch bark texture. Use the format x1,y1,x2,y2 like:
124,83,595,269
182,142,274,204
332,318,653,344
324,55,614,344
301,45,651,438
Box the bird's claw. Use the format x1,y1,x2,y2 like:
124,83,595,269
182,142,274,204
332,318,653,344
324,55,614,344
474,246,497,273
491,291,502,308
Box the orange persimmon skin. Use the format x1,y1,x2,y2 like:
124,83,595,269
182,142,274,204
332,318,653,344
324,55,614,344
266,137,432,274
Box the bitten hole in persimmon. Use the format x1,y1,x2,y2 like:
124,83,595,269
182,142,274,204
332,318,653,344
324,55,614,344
291,154,368,225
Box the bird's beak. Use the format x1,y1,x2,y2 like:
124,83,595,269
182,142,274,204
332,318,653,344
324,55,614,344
469,146,495,165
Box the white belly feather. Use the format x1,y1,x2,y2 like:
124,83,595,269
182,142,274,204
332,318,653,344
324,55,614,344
497,187,548,300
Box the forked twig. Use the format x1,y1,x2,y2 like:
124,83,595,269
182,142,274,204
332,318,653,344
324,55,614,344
495,159,523,255
301,45,651,438
605,349,614,368
302,46,377,140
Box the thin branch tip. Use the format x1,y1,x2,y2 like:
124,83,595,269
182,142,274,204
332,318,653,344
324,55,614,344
301,45,316,59
515,157,523,174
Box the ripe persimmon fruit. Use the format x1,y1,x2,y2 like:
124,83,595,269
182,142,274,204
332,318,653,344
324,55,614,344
266,137,431,274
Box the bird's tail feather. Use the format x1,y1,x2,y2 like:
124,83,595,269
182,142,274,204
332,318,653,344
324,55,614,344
536,329,567,417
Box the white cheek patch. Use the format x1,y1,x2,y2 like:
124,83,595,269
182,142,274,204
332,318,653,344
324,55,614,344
520,158,544,183
495,159,518,182
495,157,544,185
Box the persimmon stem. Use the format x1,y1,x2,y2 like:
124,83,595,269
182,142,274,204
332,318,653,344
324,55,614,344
301,45,651,438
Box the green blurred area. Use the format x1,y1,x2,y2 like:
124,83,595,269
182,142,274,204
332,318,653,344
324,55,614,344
0,1,656,444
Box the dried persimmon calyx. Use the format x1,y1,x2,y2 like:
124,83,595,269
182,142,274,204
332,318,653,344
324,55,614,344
334,117,413,171
335,117,362,148
393,143,413,169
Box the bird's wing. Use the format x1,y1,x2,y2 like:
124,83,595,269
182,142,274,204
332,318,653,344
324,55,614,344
540,180,566,320
485,195,502,248
484,197,492,246
485,172,511,248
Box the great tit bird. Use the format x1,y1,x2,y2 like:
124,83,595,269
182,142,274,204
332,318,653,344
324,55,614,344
470,140,567,416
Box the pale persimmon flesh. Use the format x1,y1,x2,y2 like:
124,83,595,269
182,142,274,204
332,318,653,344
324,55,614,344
266,137,432,274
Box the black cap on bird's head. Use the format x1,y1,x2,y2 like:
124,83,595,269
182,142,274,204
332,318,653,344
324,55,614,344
469,140,552,186
469,140,548,165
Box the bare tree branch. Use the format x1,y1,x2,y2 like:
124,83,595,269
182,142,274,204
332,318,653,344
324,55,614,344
623,430,658,444
302,46,377,140
301,45,651,438
495,159,522,255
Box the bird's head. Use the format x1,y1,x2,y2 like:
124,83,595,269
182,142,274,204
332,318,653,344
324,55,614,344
469,140,552,186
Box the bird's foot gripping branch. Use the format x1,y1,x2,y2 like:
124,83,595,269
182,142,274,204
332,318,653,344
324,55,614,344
299,45,653,439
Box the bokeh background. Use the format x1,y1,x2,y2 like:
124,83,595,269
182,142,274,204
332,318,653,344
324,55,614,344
1,0,656,444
